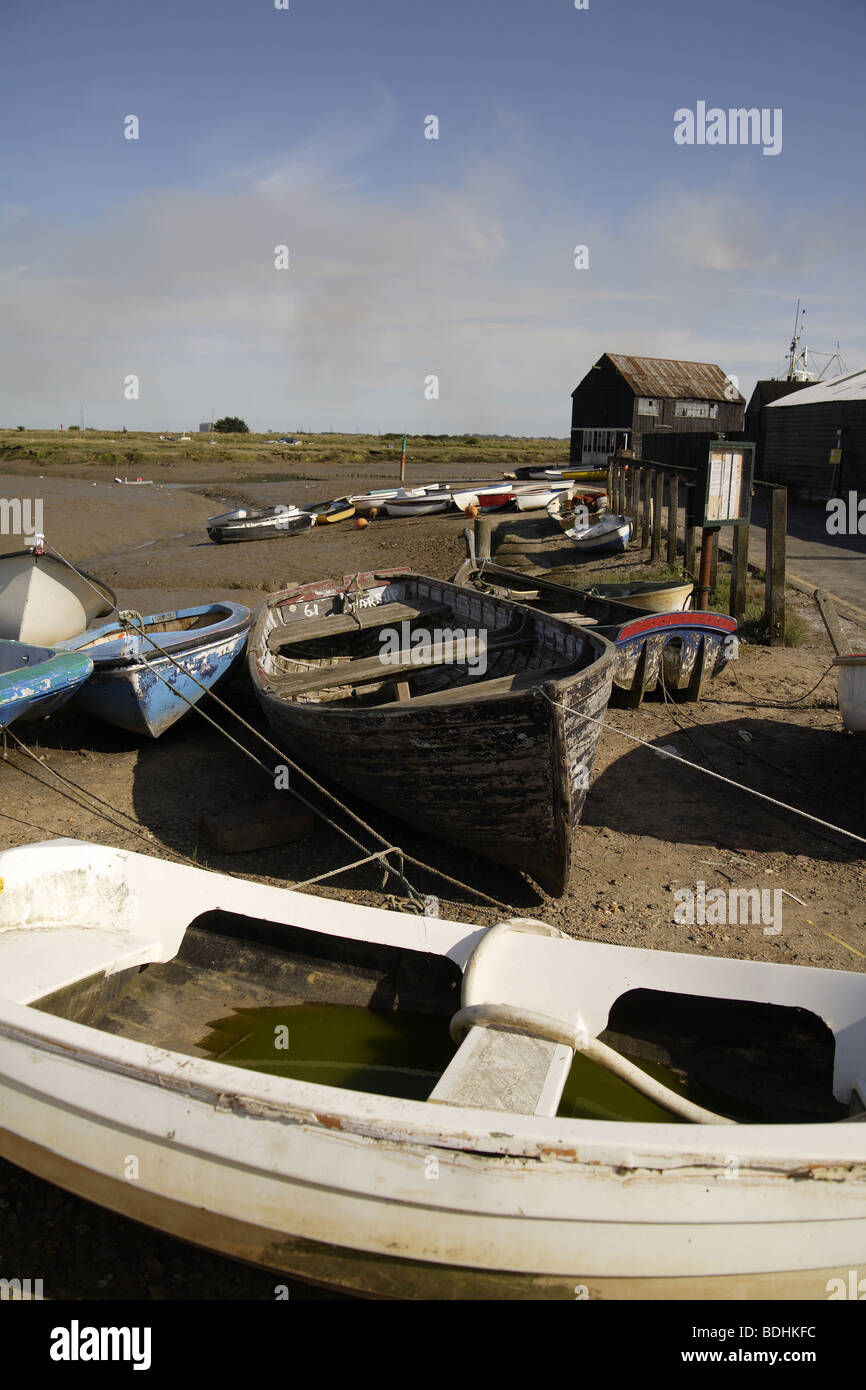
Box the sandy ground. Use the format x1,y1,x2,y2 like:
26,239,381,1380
1,470,865,1299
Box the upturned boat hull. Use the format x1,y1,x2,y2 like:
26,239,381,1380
249,570,614,894
0,550,116,645
1,841,865,1300
206,507,315,543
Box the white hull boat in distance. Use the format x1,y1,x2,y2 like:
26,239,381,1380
0,548,116,645
567,514,633,555
2,838,866,1300
383,488,453,517
833,653,866,733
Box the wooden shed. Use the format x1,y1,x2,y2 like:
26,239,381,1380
570,353,745,465
762,369,866,498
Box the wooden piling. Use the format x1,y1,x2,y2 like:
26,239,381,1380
641,469,653,550
765,485,787,646
651,470,664,562
667,474,679,568
731,523,749,622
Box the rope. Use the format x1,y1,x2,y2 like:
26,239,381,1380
537,689,866,848
100,608,514,912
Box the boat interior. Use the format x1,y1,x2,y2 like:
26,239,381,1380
75,607,235,647
260,581,596,708
24,907,848,1125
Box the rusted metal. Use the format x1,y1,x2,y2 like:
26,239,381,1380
606,354,740,402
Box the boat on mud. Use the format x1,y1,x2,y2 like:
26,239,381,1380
0,547,116,645
248,568,614,895
58,603,251,737
1,838,864,1300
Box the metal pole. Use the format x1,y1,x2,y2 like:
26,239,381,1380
400,433,407,483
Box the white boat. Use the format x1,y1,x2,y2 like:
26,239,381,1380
1,838,865,1300
113,477,154,486
566,514,633,554
512,483,573,512
0,548,116,645
383,488,453,517
833,653,866,733
547,490,609,531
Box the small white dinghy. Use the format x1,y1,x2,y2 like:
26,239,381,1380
0,547,116,645
566,513,633,555
1,838,865,1300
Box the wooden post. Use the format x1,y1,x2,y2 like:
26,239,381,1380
651,470,664,562
731,523,749,623
709,534,719,595
765,485,787,646
629,461,640,521
400,433,407,482
685,510,697,580
641,469,653,550
667,474,679,568
607,459,614,504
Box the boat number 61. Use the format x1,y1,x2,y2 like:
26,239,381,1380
304,602,319,617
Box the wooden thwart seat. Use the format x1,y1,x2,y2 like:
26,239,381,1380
274,629,534,697
429,1025,574,1116
267,599,452,651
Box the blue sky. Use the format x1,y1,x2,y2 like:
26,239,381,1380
2,0,864,432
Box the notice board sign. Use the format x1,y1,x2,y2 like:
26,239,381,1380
692,440,754,527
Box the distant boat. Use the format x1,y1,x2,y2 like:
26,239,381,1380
383,489,453,517
512,466,607,483
113,477,154,485
0,641,93,729
0,548,116,645
3,837,866,1299
566,514,633,554
58,603,251,737
832,654,866,734
303,497,356,525
206,506,315,544
454,560,736,705
249,568,614,895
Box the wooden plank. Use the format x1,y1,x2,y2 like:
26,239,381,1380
267,599,450,651
651,469,664,562
429,1026,573,1116
378,662,573,708
273,630,532,696
765,486,787,646
815,588,849,656
667,474,679,568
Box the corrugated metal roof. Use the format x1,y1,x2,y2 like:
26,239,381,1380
765,368,866,408
605,353,742,402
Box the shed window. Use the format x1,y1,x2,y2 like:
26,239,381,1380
675,399,718,419
637,398,659,416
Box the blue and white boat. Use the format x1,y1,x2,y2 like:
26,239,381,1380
0,641,94,730
58,603,251,738
566,513,633,554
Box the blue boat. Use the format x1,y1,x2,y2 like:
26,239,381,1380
58,603,251,738
0,641,94,730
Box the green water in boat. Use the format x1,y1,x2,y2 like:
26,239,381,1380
197,1003,756,1124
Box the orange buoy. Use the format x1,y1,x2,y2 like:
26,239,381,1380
464,504,479,519
368,507,379,520
355,516,369,529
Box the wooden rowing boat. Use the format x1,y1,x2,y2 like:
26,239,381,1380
383,489,453,517
249,569,615,895
58,603,251,737
453,560,737,704
206,506,315,543
2,838,865,1299
0,547,116,645
0,641,93,729
547,489,609,530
